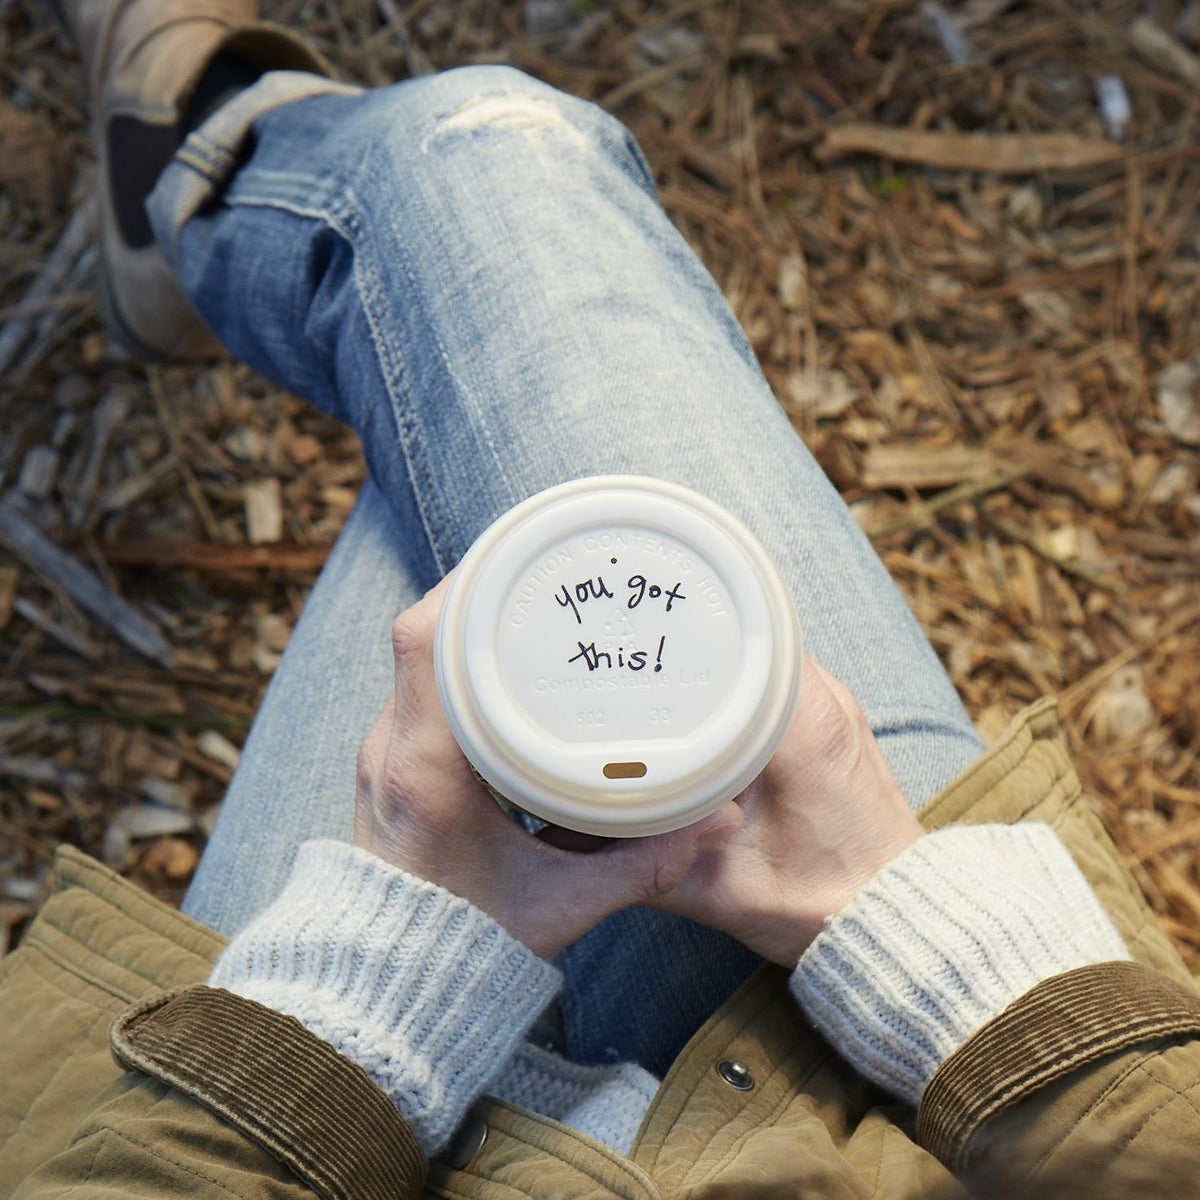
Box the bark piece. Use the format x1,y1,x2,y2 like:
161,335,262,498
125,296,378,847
817,124,1123,173
0,492,172,665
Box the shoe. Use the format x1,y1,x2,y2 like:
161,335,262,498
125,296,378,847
49,0,331,360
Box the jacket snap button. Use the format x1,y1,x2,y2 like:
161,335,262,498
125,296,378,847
716,1059,755,1091
448,1115,488,1169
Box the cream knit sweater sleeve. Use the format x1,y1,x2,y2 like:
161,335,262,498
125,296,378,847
790,822,1132,1105
208,839,561,1156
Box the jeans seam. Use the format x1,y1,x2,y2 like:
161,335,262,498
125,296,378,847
220,187,457,573
178,135,235,174
224,158,525,571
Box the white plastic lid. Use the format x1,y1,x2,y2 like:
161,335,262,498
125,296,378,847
435,477,802,837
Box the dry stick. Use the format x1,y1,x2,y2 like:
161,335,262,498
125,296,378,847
375,0,435,75
98,539,333,572
1124,160,1142,349
0,493,172,666
865,465,1031,539
1059,599,1200,718
0,198,96,377
12,596,101,660
7,305,93,397
600,52,710,110
0,701,249,733
0,292,90,324
147,369,224,542
68,390,131,530
816,123,1124,173
0,754,90,791
977,504,1125,593
1130,15,1200,86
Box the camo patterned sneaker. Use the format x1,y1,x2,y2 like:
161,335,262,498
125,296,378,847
49,0,330,360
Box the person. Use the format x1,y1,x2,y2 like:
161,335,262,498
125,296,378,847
5,2,1200,1196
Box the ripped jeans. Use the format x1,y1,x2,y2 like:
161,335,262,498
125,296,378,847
154,66,986,1076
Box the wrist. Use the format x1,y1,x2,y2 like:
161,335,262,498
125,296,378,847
765,810,926,966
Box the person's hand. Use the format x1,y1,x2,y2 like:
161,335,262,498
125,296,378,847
651,659,925,968
353,575,744,960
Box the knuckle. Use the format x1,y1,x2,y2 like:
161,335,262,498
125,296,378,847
355,740,377,795
645,849,688,900
811,685,868,768
390,614,427,658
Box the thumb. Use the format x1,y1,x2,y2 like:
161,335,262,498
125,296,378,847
544,803,744,926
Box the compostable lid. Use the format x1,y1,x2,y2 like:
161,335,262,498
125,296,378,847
435,476,802,837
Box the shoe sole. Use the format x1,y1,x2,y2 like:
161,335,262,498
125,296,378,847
47,0,203,362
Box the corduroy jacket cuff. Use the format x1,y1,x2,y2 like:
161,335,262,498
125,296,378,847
918,960,1200,1172
111,984,427,1200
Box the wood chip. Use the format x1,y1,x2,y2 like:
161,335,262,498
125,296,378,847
197,730,241,771
244,478,284,544
817,124,1123,173
861,444,998,490
140,837,199,883
17,446,59,500
124,729,182,779
288,434,324,466
138,776,196,811
115,804,194,839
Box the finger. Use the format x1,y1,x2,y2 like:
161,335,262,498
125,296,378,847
354,698,396,798
390,572,457,716
538,802,744,924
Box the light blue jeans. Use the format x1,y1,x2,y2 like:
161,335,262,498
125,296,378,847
156,66,985,1077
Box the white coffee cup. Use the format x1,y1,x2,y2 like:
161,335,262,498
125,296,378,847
435,476,802,837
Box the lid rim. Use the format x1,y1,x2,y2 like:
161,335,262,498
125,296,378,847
435,476,803,836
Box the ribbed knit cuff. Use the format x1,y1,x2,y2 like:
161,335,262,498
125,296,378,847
208,839,562,1155
489,1042,660,1157
790,824,1130,1107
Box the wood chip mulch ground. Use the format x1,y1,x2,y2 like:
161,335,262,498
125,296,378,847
1,0,1198,965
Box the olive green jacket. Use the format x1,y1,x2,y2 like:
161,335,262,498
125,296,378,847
4,698,1200,1199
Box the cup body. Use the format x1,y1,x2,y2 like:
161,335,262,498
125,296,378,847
435,476,802,836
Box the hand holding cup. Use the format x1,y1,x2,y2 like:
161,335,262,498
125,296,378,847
352,576,743,960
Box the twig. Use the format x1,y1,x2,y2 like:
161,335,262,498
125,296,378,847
600,52,709,111
977,505,1125,593
0,292,90,323
97,539,333,572
1130,15,1200,87
1059,601,1200,717
0,755,90,790
0,492,172,666
147,369,224,542
0,198,96,377
12,596,101,660
0,702,249,734
866,466,1031,538
6,303,94,396
67,390,131,529
375,0,435,75
817,124,1124,173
